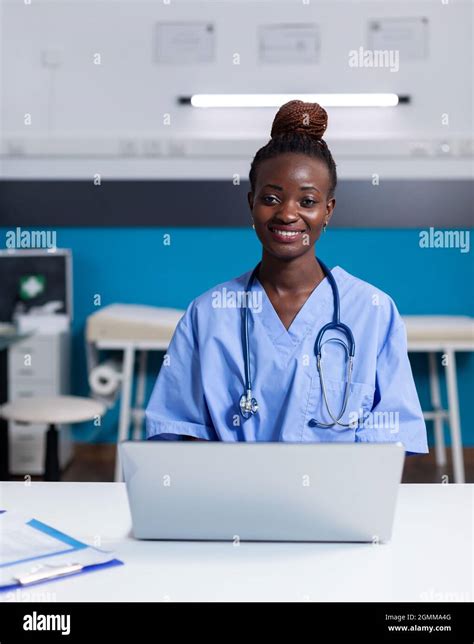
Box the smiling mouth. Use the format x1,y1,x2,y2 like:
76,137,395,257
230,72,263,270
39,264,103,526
268,226,306,240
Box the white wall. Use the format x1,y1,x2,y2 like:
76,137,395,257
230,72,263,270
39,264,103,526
0,0,472,179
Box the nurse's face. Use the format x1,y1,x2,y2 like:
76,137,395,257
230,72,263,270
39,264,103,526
248,152,335,260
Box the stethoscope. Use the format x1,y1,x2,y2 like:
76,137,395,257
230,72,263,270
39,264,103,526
239,259,356,429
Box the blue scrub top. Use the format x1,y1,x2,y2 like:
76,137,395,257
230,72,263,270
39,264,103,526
145,265,428,454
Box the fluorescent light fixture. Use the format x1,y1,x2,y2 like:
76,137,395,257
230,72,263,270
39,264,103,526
184,93,404,108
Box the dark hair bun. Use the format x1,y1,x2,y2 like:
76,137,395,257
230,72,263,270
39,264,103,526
270,100,328,140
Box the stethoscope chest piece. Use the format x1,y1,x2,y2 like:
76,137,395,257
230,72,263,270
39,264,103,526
239,391,259,418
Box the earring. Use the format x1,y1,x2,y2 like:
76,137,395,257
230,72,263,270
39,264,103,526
323,222,327,233
251,219,255,230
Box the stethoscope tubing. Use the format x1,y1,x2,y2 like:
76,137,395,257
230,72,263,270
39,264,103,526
239,259,356,428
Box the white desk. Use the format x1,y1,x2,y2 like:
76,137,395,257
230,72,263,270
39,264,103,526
0,482,472,603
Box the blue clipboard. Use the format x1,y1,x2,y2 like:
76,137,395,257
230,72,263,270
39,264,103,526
0,510,123,591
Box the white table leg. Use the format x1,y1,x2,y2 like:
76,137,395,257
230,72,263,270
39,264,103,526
445,349,465,483
114,346,135,482
428,352,446,467
132,350,148,441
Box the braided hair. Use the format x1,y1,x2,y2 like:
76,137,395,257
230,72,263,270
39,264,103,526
249,100,337,199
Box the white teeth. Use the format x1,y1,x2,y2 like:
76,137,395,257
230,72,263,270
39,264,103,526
271,228,300,237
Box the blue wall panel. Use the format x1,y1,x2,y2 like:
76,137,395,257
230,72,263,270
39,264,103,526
1,227,472,447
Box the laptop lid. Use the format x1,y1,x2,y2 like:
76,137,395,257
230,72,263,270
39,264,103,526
119,441,405,543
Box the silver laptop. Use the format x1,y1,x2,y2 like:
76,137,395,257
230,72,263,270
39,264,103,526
119,441,405,543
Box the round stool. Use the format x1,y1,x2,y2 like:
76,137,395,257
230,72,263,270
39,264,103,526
0,396,105,481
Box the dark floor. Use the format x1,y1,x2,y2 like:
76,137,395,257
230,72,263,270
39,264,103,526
9,443,474,483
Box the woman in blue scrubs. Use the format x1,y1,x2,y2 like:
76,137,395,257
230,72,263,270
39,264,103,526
146,100,428,454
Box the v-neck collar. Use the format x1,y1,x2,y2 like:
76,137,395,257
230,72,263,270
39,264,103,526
250,266,342,355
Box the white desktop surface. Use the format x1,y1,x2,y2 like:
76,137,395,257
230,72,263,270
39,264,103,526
0,482,472,603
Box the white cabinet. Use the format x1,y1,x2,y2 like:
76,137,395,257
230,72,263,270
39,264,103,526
8,332,72,475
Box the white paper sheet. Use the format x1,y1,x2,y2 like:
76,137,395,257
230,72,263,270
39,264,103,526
0,512,75,566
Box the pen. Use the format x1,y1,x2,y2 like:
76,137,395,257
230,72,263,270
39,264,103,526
15,563,84,586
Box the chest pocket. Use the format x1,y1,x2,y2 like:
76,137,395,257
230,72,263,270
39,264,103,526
304,370,375,432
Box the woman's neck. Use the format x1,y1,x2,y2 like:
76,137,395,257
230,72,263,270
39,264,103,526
257,252,324,296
